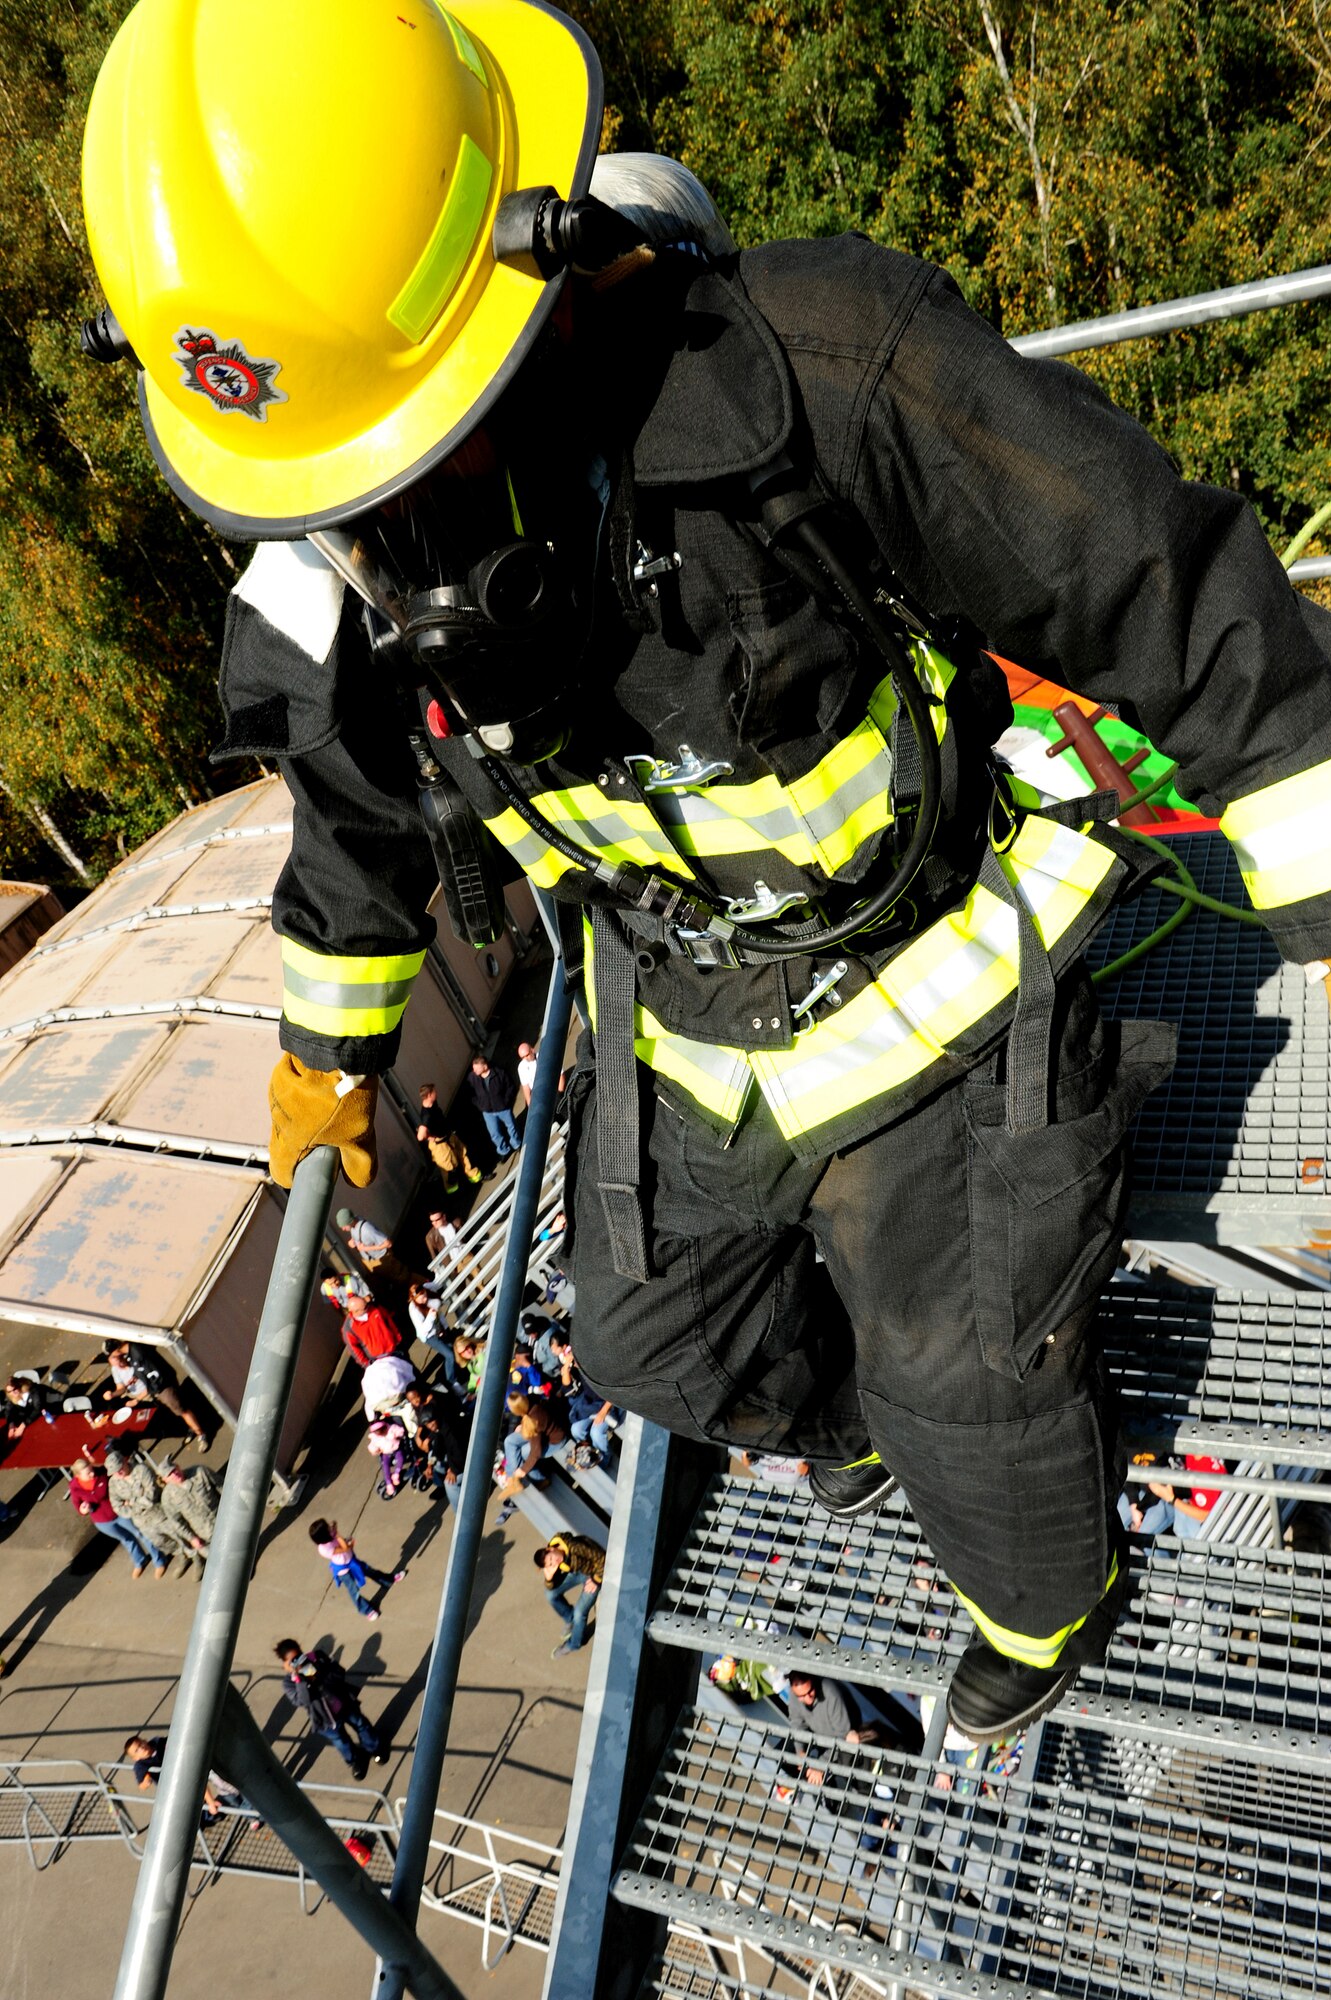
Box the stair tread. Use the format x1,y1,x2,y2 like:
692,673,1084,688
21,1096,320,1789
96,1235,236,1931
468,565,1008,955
651,1478,1331,1762
616,1705,1330,2000
1101,1286,1331,1460
1093,834,1331,1242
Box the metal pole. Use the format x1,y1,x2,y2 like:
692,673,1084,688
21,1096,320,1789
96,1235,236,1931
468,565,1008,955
376,965,573,2000
113,1145,338,2000
211,1688,462,2000
1009,261,1331,358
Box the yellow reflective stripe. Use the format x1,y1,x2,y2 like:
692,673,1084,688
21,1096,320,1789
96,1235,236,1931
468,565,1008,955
486,650,957,892
281,940,426,985
952,1553,1119,1669
1219,758,1331,909
583,917,753,1123
280,939,424,1039
483,806,578,890
752,820,1116,1141
634,1007,753,1122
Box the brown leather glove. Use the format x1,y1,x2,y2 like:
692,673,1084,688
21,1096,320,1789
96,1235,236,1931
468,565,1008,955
268,1054,378,1190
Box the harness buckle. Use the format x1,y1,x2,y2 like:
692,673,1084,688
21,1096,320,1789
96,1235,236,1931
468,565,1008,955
792,959,848,1032
725,879,809,923
625,743,735,793
676,928,740,971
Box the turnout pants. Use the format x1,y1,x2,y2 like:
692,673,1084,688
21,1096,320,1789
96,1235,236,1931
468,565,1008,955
569,966,1174,1664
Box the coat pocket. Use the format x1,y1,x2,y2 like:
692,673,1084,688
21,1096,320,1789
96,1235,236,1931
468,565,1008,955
964,1017,1177,1379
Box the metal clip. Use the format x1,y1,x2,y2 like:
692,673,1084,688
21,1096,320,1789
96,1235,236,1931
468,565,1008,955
626,743,735,793
792,960,848,1030
631,543,683,598
725,879,809,923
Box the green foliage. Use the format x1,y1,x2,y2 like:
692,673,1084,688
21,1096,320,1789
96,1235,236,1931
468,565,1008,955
0,0,237,888
1,1,1328,892
571,0,1331,564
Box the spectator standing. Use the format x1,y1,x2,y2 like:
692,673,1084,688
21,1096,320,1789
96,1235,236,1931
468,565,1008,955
516,1041,539,1108
416,1085,481,1192
308,1517,404,1620
160,1463,220,1560
467,1056,520,1161
425,1210,486,1327
321,1273,371,1313
339,1292,405,1370
406,1284,459,1383
366,1416,408,1498
782,1673,881,1789
104,1448,189,1575
360,1352,417,1419
334,1209,418,1289
275,1641,386,1780
534,1534,604,1658
69,1457,160,1576
98,1341,209,1451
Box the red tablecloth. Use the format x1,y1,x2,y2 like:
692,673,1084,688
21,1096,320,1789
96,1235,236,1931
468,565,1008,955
0,1405,157,1472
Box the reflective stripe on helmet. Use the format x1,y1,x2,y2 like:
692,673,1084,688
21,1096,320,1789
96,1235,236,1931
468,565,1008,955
1219,758,1331,910
281,939,425,1040
952,1550,1120,1669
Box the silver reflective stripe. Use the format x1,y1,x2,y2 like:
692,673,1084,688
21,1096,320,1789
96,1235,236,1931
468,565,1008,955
658,789,804,847
800,755,892,842
762,859,1073,1112
282,969,419,1011
1225,798,1327,874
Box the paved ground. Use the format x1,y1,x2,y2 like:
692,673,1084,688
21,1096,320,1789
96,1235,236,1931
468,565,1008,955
0,1382,589,1998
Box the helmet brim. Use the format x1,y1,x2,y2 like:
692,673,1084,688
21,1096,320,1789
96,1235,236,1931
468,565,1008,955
140,0,602,540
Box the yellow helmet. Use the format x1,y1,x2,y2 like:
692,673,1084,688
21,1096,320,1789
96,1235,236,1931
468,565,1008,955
82,0,601,537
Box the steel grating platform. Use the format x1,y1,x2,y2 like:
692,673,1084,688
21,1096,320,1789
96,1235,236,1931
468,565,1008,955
648,1476,1331,1765
614,1708,1331,2000
1088,831,1331,1247
1101,1285,1331,1462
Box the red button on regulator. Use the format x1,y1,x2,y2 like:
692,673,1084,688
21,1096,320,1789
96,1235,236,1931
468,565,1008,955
425,699,451,740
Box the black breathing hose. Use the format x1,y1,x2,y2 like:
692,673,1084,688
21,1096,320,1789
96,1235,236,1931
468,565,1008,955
480,514,945,961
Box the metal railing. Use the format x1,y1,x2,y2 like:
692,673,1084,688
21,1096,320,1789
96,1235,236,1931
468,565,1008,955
2,1759,562,1955
1008,262,1331,358
109,950,572,2000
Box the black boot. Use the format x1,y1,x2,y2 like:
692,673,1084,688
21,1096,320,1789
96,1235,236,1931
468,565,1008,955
808,1449,898,1519
946,1544,1129,1744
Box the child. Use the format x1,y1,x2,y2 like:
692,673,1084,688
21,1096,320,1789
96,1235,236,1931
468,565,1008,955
307,1517,405,1620
366,1416,407,1499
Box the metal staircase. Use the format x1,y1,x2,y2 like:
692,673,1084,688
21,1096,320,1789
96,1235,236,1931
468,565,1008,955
542,830,1331,2000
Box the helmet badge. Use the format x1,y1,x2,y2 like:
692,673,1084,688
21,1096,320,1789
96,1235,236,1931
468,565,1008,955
173,327,286,421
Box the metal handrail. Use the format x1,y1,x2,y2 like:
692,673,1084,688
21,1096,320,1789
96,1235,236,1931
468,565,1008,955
1008,262,1331,357
377,966,573,2000
112,1142,341,2000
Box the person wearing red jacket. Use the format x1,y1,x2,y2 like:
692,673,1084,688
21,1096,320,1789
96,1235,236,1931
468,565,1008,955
68,1457,164,1576
339,1294,405,1371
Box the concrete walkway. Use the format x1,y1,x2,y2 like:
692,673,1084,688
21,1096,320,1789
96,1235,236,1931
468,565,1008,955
0,1368,592,1998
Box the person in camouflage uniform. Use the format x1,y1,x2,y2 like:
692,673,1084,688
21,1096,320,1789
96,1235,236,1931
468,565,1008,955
104,1448,191,1573
160,1464,220,1566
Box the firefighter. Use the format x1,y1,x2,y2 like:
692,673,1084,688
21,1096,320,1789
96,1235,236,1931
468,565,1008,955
80,0,1331,1740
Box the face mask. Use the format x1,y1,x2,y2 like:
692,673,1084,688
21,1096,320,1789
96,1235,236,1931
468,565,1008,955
313,396,594,766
